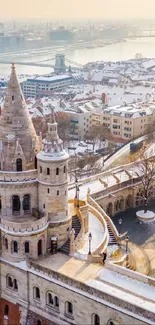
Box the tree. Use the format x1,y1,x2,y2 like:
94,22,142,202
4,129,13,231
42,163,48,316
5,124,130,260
56,112,71,148
133,155,155,213
85,125,112,151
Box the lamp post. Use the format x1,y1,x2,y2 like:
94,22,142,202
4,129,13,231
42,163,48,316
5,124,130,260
77,186,80,208
118,218,122,235
125,234,129,267
88,232,92,255
75,177,78,199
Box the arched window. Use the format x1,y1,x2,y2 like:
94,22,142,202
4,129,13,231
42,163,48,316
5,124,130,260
56,167,59,175
4,238,8,250
34,286,40,300
38,239,42,256
13,241,18,253
47,292,53,305
47,168,50,175
65,301,73,315
13,279,18,291
54,296,59,308
4,304,9,316
37,321,41,325
24,241,30,254
0,196,2,213
64,166,66,173
35,156,37,169
12,195,20,213
23,194,30,212
7,276,13,288
16,158,22,172
92,314,100,325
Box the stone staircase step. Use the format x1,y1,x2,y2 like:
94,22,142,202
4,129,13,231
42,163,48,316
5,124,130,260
60,215,81,255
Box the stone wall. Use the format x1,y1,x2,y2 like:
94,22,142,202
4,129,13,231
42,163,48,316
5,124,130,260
0,260,152,325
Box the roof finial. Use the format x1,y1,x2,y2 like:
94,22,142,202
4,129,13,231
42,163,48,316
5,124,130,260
11,62,15,71
49,104,56,123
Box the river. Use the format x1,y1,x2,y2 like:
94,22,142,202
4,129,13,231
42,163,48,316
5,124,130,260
1,37,155,77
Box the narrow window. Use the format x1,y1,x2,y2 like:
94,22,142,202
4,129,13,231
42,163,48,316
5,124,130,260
34,287,40,299
47,168,50,175
7,276,13,288
12,195,20,213
56,168,59,175
4,305,9,316
13,241,18,253
24,242,29,254
43,204,45,209
47,188,49,194
37,321,41,325
54,296,59,307
23,194,30,211
12,95,14,101
57,190,59,196
66,301,73,314
40,166,42,173
48,293,53,305
14,279,18,291
0,196,2,213
5,238,8,250
16,158,22,172
64,166,66,173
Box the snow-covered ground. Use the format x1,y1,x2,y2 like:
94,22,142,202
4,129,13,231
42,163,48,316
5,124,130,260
78,212,105,256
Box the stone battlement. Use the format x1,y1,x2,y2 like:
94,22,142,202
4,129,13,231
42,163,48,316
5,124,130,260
0,169,38,183
0,213,48,234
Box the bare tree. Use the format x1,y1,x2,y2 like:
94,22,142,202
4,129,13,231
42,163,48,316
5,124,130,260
85,125,112,151
134,156,155,213
56,112,71,148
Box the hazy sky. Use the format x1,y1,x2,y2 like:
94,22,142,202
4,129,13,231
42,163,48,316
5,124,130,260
1,0,155,20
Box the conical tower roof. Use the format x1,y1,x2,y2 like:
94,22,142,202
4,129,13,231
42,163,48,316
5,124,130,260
0,63,40,171
37,107,69,162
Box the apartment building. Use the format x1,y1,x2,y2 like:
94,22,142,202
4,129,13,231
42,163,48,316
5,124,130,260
101,103,155,142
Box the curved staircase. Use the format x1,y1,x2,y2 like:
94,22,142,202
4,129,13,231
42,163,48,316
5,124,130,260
60,215,81,255
87,196,119,246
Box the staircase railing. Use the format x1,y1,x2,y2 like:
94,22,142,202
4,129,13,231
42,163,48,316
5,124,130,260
87,204,109,255
87,195,123,241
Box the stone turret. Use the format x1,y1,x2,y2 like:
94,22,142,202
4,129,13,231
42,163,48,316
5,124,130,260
0,63,40,171
37,107,71,247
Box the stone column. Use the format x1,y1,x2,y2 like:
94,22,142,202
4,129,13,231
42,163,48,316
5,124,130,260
19,306,28,325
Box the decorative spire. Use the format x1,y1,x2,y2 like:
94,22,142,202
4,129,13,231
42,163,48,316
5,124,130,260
50,105,56,124
0,63,40,171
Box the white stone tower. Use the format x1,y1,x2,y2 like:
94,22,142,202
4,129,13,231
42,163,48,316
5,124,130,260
37,108,71,247
0,64,47,262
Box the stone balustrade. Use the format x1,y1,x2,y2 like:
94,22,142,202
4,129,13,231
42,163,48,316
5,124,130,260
0,213,48,233
0,169,38,183
88,204,109,255
29,261,155,322
87,196,119,240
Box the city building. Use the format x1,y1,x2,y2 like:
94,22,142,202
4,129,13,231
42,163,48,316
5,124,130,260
22,75,74,98
102,102,155,142
0,65,155,325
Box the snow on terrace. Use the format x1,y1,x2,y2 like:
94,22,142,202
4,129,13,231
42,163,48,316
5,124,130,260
99,267,155,303
68,167,131,201
86,273,155,314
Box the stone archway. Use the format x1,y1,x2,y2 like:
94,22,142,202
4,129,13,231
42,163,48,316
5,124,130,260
106,202,113,217
126,194,133,209
119,198,125,210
